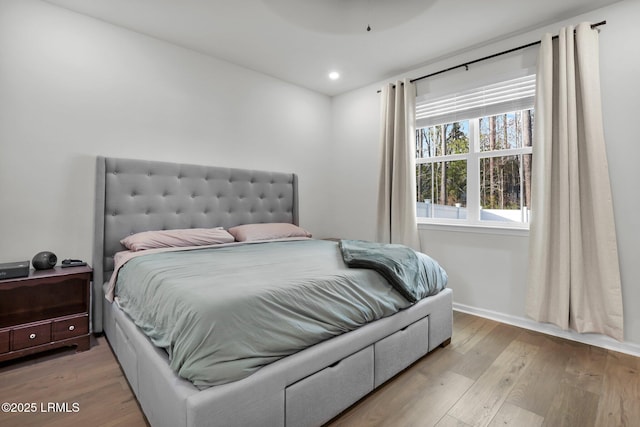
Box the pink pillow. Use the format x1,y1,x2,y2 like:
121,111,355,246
228,223,311,242
121,227,235,251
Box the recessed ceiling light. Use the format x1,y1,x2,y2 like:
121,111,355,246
328,71,340,80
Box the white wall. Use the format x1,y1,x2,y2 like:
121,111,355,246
0,0,333,263
331,0,640,349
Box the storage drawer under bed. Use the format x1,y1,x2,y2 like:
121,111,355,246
374,315,430,387
285,345,374,427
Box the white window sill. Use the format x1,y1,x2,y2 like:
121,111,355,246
417,221,529,237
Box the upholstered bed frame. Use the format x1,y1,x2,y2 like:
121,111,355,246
93,156,452,427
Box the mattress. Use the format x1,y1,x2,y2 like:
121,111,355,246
112,239,448,387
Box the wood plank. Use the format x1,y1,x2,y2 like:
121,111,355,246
448,339,539,427
448,315,499,355
505,331,574,416
390,370,474,427
435,414,473,427
517,328,607,398
488,402,543,427
413,345,468,379
543,383,599,427
328,368,473,427
452,310,471,324
562,343,607,395
594,351,640,427
446,322,524,381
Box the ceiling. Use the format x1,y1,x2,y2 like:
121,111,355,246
45,0,619,96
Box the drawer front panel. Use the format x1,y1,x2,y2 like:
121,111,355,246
0,329,9,354
374,316,430,387
12,322,52,350
286,346,374,427
53,314,89,341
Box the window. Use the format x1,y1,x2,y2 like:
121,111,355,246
415,75,535,227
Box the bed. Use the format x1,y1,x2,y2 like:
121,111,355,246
92,156,453,427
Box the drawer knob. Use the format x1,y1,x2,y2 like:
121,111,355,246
29,333,36,339
68,325,75,331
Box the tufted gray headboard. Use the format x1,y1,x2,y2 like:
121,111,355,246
92,156,298,332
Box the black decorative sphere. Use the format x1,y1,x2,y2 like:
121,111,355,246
32,251,57,270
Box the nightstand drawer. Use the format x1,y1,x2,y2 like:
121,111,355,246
12,322,51,350
53,315,88,341
0,329,9,354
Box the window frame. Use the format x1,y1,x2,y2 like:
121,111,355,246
416,111,533,230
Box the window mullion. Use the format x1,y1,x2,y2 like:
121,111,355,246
417,153,468,164
477,147,532,158
467,119,480,224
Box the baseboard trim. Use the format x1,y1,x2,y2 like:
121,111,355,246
453,302,640,357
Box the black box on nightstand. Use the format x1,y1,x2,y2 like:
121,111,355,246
0,260,30,280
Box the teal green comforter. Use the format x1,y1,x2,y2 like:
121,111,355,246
115,239,447,387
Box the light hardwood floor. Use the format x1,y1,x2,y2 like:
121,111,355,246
1,312,638,426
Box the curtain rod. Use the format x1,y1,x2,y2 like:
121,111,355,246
411,20,606,84
378,20,606,92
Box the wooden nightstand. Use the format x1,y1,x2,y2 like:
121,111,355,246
0,265,92,363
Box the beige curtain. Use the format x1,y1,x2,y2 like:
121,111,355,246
526,23,624,341
377,78,420,251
